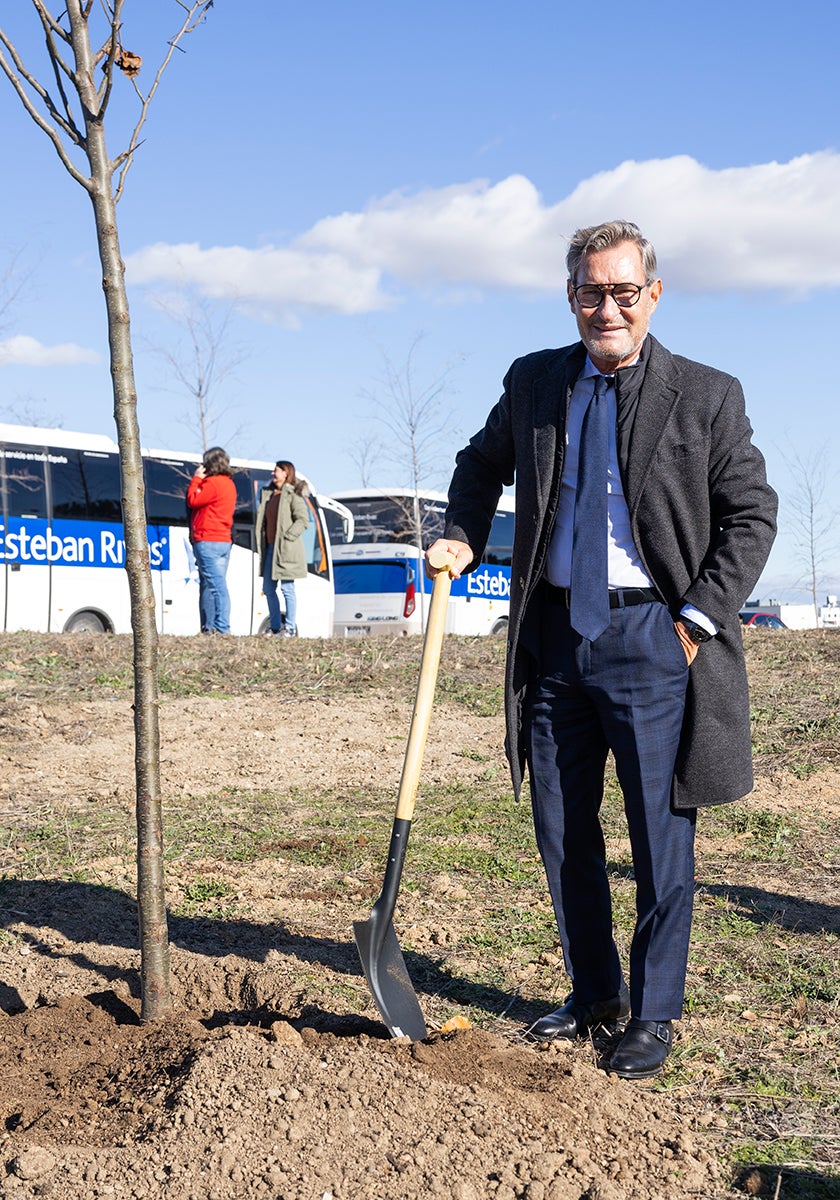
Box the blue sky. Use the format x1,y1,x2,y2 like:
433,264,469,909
0,0,838,603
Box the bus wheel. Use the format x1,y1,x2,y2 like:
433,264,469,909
64,610,107,634
490,618,508,636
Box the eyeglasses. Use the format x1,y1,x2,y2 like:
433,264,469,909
571,282,651,309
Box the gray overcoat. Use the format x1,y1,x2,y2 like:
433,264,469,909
444,335,778,809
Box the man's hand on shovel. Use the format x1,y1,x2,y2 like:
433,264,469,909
425,538,473,580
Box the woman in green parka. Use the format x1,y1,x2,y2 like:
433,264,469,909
255,460,309,636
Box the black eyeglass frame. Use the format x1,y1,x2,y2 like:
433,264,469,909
570,281,652,309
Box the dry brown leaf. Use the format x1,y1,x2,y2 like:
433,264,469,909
742,1167,766,1195
115,49,142,77
440,1015,471,1032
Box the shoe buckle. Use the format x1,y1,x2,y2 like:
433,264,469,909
653,1022,672,1045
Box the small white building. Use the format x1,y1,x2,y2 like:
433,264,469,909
741,597,839,630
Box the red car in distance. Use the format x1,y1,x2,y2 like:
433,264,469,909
739,611,787,629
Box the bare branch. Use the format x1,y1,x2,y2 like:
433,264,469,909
96,34,121,112
33,3,84,136
778,445,839,619
360,334,464,494
0,246,35,341
0,34,91,189
114,1,212,202
31,0,72,43
146,293,248,451
96,0,127,116
0,24,83,143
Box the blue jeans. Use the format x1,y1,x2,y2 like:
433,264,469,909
193,540,232,633
263,548,298,635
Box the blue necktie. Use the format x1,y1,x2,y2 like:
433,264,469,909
570,374,610,641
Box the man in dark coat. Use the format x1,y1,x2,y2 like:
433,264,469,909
426,220,777,1079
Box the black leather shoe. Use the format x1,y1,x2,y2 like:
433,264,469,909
526,983,630,1043
609,1018,673,1079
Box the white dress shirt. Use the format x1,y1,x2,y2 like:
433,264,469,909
544,357,717,635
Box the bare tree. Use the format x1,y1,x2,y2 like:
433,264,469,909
0,393,64,428
357,335,462,621
0,246,31,336
148,291,247,452
361,335,462,495
0,1,213,1020
347,431,385,488
780,446,838,623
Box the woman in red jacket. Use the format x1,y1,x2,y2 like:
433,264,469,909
186,446,237,633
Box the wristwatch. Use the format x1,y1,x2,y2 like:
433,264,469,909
680,619,712,645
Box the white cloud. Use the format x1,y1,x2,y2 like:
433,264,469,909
125,151,840,320
127,243,390,324
0,335,99,366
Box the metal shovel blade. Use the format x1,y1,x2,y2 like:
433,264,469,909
353,906,427,1041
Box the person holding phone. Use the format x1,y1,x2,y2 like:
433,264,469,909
187,446,237,634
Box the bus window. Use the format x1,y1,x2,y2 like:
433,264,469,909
1,445,49,519
143,458,193,527
231,468,256,549
50,449,122,522
334,558,414,595
303,496,328,576
321,505,349,546
335,494,446,548
485,509,514,566
1,444,50,631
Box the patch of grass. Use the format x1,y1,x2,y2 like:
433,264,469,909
705,805,797,860
183,878,233,903
436,673,504,716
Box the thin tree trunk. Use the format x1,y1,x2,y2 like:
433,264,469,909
68,4,170,1019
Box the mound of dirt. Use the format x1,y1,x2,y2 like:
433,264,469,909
0,980,723,1200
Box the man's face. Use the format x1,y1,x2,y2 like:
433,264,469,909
567,242,662,372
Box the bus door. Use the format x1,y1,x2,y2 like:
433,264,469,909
143,456,200,634
231,468,261,635
0,443,51,632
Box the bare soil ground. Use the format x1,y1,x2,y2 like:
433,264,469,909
1,631,838,1200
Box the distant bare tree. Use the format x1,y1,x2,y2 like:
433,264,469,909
361,335,462,497
780,446,838,623
0,0,213,1020
0,246,30,335
357,335,462,621
148,292,247,452
0,248,59,425
0,393,64,428
347,432,385,487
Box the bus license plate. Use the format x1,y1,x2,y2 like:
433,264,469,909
345,625,371,638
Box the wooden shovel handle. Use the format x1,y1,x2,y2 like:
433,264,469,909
393,554,454,822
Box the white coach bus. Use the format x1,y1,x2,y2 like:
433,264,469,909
0,423,351,638
322,487,515,637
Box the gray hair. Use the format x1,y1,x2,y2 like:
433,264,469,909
203,446,232,476
566,220,658,283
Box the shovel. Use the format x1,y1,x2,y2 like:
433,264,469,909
353,548,454,1040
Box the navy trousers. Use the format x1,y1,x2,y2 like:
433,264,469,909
524,589,696,1020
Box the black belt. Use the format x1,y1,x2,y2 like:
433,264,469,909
542,582,659,609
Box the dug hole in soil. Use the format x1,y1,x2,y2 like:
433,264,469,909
1,686,728,1199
